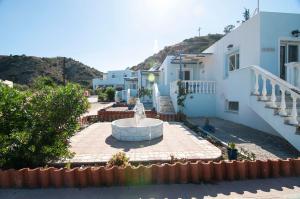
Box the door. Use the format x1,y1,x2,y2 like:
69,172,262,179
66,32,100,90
184,70,191,80
280,43,299,80
280,45,286,80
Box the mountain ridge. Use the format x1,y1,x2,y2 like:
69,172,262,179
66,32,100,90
0,55,102,88
131,34,223,71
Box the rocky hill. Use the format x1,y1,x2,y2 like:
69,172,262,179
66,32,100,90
131,34,223,71
0,55,102,88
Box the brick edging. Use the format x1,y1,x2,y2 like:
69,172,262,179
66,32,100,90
1,158,299,188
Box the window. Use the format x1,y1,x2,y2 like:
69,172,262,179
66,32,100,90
226,100,239,113
228,52,240,71
177,69,191,80
124,74,127,77
112,74,116,78
288,45,299,62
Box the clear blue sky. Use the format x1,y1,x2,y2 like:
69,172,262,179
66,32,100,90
0,0,299,72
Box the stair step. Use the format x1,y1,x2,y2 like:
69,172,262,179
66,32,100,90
284,116,300,127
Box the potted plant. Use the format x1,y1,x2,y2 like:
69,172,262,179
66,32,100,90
227,142,238,160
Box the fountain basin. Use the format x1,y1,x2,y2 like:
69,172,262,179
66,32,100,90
111,118,163,141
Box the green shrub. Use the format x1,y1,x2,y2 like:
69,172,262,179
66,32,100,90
0,81,89,169
106,152,130,168
105,87,115,102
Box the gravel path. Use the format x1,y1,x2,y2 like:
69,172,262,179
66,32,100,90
188,117,300,160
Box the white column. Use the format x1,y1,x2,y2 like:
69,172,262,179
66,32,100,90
261,76,268,101
289,94,298,125
279,87,287,116
253,70,259,95
269,81,277,108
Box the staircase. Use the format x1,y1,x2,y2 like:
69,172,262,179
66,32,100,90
158,96,175,114
248,65,300,151
152,83,176,114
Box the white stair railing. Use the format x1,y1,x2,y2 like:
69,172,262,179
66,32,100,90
152,83,160,112
251,65,300,125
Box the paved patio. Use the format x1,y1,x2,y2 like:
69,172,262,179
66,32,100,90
1,177,299,199
83,102,113,116
188,117,300,160
68,122,221,163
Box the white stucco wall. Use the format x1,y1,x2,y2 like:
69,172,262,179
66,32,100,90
203,13,280,135
260,12,300,76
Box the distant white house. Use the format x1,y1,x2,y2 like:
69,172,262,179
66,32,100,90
151,12,300,151
92,69,137,90
0,79,13,88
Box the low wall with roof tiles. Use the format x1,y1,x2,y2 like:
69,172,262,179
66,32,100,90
97,110,182,122
1,158,299,188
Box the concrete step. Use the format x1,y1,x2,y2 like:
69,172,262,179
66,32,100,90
284,116,300,127
159,96,171,100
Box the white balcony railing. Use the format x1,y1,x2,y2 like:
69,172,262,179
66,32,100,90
174,80,216,94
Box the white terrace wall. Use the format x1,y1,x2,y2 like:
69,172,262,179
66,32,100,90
203,13,279,135
260,12,300,76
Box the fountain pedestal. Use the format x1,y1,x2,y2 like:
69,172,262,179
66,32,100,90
111,118,163,141
111,98,164,141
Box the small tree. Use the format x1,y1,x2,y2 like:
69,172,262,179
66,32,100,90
223,25,235,34
0,80,89,168
105,87,116,102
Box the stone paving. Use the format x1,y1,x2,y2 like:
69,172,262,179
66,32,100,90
68,122,221,163
82,102,113,116
188,117,300,160
1,177,300,199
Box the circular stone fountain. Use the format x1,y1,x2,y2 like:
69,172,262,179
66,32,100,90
111,99,163,141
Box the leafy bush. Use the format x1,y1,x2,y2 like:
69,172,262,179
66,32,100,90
105,87,115,102
0,80,89,169
106,152,130,168
95,88,107,102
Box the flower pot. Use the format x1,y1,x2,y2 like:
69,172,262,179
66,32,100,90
213,161,225,181
76,168,88,187
248,161,258,179
225,161,235,181
105,167,114,186
50,168,63,188
27,168,39,188
259,160,270,178
190,162,200,183
227,148,238,160
166,163,176,184
157,165,165,184
179,162,188,184
293,158,300,176
137,166,148,185
143,166,152,185
270,159,280,178
64,168,76,187
202,162,212,182
124,165,133,186
12,168,26,188
90,167,101,186
0,169,12,188
280,159,292,177
39,168,50,188
236,161,247,180
117,167,125,186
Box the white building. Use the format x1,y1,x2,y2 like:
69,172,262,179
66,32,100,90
92,69,137,90
152,12,300,151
